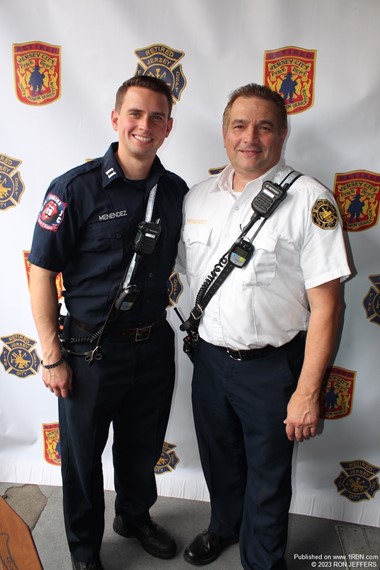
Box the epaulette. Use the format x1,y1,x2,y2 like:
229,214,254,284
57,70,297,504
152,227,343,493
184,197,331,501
51,158,101,186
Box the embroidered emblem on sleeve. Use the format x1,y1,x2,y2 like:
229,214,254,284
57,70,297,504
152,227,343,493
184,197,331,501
311,199,338,229
37,193,67,232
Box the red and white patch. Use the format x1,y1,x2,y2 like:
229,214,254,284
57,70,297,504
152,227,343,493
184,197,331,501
38,193,67,232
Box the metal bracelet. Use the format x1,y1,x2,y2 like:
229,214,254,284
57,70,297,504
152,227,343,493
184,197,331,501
41,356,65,369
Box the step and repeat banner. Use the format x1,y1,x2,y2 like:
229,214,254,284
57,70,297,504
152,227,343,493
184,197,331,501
1,0,379,528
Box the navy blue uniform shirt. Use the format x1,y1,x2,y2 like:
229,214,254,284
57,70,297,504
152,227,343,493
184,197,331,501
29,143,188,327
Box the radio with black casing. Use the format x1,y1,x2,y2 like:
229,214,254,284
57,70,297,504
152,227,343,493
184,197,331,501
133,220,161,255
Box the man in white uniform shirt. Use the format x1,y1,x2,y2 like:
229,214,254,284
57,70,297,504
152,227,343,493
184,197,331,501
181,84,350,570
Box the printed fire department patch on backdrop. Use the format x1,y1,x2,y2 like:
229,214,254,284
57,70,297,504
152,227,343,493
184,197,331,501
13,41,61,105
43,423,61,465
335,460,380,502
363,275,380,326
208,165,227,176
23,250,64,301
0,154,25,211
334,170,380,232
0,334,40,378
154,441,180,475
319,366,355,420
41,430,178,473
134,44,187,103
264,46,316,114
167,271,184,306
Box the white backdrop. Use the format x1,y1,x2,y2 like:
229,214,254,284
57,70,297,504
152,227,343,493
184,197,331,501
1,0,380,529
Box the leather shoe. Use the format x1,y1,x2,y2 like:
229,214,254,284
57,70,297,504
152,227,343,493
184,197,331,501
184,529,237,565
113,514,176,559
71,556,104,570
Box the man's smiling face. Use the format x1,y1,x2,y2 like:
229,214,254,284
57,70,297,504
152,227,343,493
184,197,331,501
111,86,173,166
223,95,287,184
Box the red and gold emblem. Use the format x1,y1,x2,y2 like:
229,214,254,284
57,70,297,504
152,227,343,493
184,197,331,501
13,41,61,105
264,46,316,114
43,423,61,466
320,366,355,420
23,251,64,301
334,170,380,232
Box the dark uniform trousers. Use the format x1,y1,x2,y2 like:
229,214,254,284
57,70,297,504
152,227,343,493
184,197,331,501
192,333,305,570
58,317,175,562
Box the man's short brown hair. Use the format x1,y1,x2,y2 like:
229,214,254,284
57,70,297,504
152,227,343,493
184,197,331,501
115,76,173,117
222,83,288,132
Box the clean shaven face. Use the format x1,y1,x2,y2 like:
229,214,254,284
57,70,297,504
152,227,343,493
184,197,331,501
223,96,287,183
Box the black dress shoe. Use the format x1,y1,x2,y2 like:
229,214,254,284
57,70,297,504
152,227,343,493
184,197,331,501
184,529,237,566
113,514,177,559
71,556,104,570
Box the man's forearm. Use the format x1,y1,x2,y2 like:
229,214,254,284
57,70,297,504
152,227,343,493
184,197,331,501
29,264,62,363
284,278,344,441
296,280,343,397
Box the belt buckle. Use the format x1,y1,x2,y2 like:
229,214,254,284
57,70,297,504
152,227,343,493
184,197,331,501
134,326,151,342
227,348,242,361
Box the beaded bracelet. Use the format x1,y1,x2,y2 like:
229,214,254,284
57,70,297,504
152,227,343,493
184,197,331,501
41,356,66,369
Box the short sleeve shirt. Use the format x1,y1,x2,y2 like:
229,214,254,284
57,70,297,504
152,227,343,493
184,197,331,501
182,161,351,350
29,143,188,327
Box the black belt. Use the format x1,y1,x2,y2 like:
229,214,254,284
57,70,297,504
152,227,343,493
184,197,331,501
218,344,275,361
71,312,166,343
218,332,303,361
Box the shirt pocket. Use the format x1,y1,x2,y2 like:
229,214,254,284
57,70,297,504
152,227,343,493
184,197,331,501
183,224,213,277
79,218,129,261
245,232,278,286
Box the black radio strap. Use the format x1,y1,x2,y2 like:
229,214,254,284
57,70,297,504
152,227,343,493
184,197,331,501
180,170,302,334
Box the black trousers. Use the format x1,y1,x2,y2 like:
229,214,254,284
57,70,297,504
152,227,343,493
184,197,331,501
192,334,305,570
58,318,175,562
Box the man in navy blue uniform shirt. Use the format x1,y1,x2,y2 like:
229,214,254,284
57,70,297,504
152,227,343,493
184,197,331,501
29,76,188,570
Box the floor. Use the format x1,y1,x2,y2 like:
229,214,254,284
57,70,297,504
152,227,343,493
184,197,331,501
1,483,379,570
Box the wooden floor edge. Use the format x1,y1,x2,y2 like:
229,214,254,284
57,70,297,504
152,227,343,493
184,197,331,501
0,496,43,569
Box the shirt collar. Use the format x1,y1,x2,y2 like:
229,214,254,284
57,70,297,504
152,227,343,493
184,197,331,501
101,142,165,190
101,142,126,188
216,159,287,194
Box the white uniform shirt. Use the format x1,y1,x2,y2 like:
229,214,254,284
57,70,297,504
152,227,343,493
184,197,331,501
181,160,351,350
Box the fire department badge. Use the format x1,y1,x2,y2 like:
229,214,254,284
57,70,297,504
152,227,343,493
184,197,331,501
23,250,64,301
0,154,25,211
167,271,184,306
0,334,40,378
43,423,61,466
13,41,61,106
134,44,187,103
320,366,355,420
335,460,380,502
264,46,316,114
311,199,338,229
334,171,380,232
154,441,180,475
363,275,380,326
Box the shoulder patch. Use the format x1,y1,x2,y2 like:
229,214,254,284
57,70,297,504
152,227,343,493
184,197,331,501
311,199,338,229
38,193,67,232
